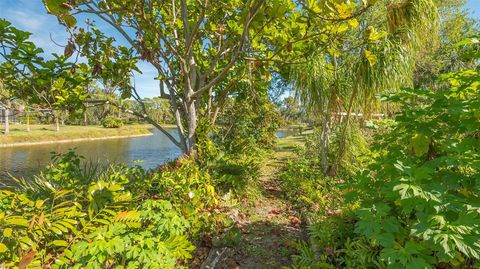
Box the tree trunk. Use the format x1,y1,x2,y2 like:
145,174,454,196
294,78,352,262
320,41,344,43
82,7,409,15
166,86,188,152
83,110,88,126
55,117,60,132
172,105,186,145
26,111,31,132
4,108,10,135
186,96,198,153
330,88,358,176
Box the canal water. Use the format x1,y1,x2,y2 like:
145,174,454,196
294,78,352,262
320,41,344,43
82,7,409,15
0,128,181,182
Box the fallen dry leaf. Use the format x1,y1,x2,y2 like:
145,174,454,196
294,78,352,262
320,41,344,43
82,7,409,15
19,251,36,269
227,259,240,269
269,208,282,215
287,215,301,226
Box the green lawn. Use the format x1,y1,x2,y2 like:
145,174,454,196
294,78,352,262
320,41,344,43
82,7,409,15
0,124,156,145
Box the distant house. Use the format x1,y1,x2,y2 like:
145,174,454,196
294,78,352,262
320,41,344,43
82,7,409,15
0,104,18,124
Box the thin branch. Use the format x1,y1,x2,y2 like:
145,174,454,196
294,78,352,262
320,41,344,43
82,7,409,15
83,3,136,47
104,97,182,148
195,0,265,96
185,0,208,56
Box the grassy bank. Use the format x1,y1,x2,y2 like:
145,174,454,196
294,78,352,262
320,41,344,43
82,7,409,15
0,124,161,146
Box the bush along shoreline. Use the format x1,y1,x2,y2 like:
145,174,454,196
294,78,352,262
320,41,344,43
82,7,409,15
0,92,282,268
0,150,235,268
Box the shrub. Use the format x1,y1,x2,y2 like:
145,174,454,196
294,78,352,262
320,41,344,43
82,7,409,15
302,122,372,179
288,55,480,269
280,155,343,222
0,151,222,268
280,145,360,268
351,66,480,267
195,120,265,200
215,95,283,155
102,116,123,128
211,153,262,199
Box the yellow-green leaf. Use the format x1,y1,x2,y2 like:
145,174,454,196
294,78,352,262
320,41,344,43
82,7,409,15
0,243,7,253
364,50,377,66
64,249,73,259
50,240,68,247
50,226,63,235
3,228,13,238
367,26,388,42
411,133,430,157
334,3,355,18
35,200,44,209
333,22,349,33
348,19,359,29
62,14,77,28
5,216,30,227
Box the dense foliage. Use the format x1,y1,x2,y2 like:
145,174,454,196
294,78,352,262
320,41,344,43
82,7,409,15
351,62,480,268
101,116,124,128
1,0,479,268
216,95,283,155
0,151,224,268
286,48,480,268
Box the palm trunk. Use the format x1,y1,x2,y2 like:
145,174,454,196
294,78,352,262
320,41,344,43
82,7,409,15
325,55,339,176
330,88,358,175
4,108,10,135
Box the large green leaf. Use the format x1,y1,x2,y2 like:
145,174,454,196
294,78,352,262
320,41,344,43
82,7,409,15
410,133,430,157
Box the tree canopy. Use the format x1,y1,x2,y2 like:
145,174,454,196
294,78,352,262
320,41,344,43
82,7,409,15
40,0,399,152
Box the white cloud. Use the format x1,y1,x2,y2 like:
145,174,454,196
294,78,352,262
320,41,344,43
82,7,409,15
8,10,49,32
1,1,69,57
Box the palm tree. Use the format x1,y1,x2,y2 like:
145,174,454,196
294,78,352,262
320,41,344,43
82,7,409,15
291,0,438,175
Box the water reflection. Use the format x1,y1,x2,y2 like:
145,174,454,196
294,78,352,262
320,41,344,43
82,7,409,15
0,128,181,182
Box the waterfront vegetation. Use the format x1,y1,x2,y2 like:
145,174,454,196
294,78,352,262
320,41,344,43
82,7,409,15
1,0,480,268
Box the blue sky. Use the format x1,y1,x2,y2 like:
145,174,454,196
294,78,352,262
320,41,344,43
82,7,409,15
0,0,159,97
466,0,480,18
0,0,479,97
